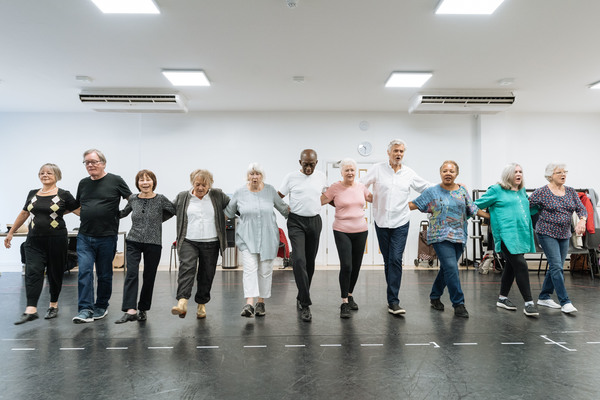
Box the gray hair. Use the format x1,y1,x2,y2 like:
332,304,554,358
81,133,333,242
544,163,566,182
83,148,106,164
339,158,357,171
387,139,407,153
39,163,62,181
439,160,459,175
189,169,214,188
499,163,523,190
247,162,265,180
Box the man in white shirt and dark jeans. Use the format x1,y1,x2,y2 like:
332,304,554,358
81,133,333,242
361,139,430,315
279,149,327,322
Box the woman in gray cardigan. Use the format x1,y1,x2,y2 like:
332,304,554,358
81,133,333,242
171,169,230,319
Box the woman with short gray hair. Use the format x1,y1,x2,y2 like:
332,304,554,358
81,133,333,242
171,169,230,319
225,163,289,318
529,163,587,314
321,158,373,318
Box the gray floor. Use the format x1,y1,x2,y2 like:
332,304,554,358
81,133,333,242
1,266,600,400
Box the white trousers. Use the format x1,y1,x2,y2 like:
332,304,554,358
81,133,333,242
241,250,273,299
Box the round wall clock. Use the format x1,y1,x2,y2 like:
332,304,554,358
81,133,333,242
357,141,373,157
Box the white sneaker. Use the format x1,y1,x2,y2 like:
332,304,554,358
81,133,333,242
561,303,578,314
537,299,561,309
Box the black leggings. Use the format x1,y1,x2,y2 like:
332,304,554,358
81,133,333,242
24,235,68,307
499,241,533,302
333,230,368,299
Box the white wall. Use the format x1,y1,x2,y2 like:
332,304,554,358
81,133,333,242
2,111,597,271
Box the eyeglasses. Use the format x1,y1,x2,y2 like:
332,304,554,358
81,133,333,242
553,171,568,175
83,160,102,166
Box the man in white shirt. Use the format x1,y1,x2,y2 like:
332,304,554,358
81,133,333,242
279,149,327,322
361,139,430,315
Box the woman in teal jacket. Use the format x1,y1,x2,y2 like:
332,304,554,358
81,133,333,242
475,163,539,317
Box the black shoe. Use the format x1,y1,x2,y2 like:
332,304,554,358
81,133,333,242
430,298,445,311
241,304,254,318
115,313,138,324
44,307,59,319
137,310,147,321
388,303,406,315
454,304,469,318
301,306,312,322
255,302,266,316
340,303,352,319
347,296,359,310
14,312,39,325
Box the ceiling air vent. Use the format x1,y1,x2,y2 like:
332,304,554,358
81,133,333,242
408,91,515,114
79,90,187,113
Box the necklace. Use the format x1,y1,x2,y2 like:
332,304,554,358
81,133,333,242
39,187,57,194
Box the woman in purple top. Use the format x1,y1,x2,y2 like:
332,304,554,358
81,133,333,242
529,163,587,314
321,158,372,318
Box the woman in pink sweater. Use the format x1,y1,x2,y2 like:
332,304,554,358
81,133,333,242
321,158,372,318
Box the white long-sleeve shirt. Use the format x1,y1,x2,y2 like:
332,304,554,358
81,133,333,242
361,162,430,228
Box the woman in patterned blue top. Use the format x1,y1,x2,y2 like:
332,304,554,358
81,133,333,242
409,161,487,318
4,164,79,325
529,163,587,314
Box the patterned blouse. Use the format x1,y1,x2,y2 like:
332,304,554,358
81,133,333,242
529,185,587,239
412,185,479,245
120,194,176,245
22,188,79,237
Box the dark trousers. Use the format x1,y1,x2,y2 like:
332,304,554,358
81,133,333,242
24,235,68,307
121,241,162,311
499,241,533,302
177,239,220,304
333,230,368,299
288,213,322,307
375,222,410,305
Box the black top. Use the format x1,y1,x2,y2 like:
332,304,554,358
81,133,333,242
22,188,79,237
76,173,132,236
120,194,175,245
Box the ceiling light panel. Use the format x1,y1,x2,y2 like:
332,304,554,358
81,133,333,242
162,70,211,87
91,0,160,14
385,72,433,88
435,0,505,15
589,81,600,89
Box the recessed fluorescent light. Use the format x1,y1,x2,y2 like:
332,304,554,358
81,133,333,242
91,0,160,14
162,70,211,87
385,72,432,88
589,81,600,89
435,0,505,15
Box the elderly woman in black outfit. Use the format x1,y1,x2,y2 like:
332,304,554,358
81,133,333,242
115,170,175,324
171,169,230,319
4,163,79,324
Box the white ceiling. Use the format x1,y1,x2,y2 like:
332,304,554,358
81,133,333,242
2,0,600,113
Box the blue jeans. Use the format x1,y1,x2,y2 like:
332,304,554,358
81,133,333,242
431,241,465,307
375,222,410,305
537,234,571,305
77,234,118,312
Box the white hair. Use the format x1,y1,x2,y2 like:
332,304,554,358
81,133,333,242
544,163,566,182
387,139,407,153
247,162,265,180
339,158,357,172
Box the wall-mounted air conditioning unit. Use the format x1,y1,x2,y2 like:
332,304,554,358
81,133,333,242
79,90,187,113
408,91,515,114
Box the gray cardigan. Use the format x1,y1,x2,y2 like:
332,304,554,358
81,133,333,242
173,188,230,255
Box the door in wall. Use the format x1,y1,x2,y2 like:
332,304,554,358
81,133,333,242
324,161,383,266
